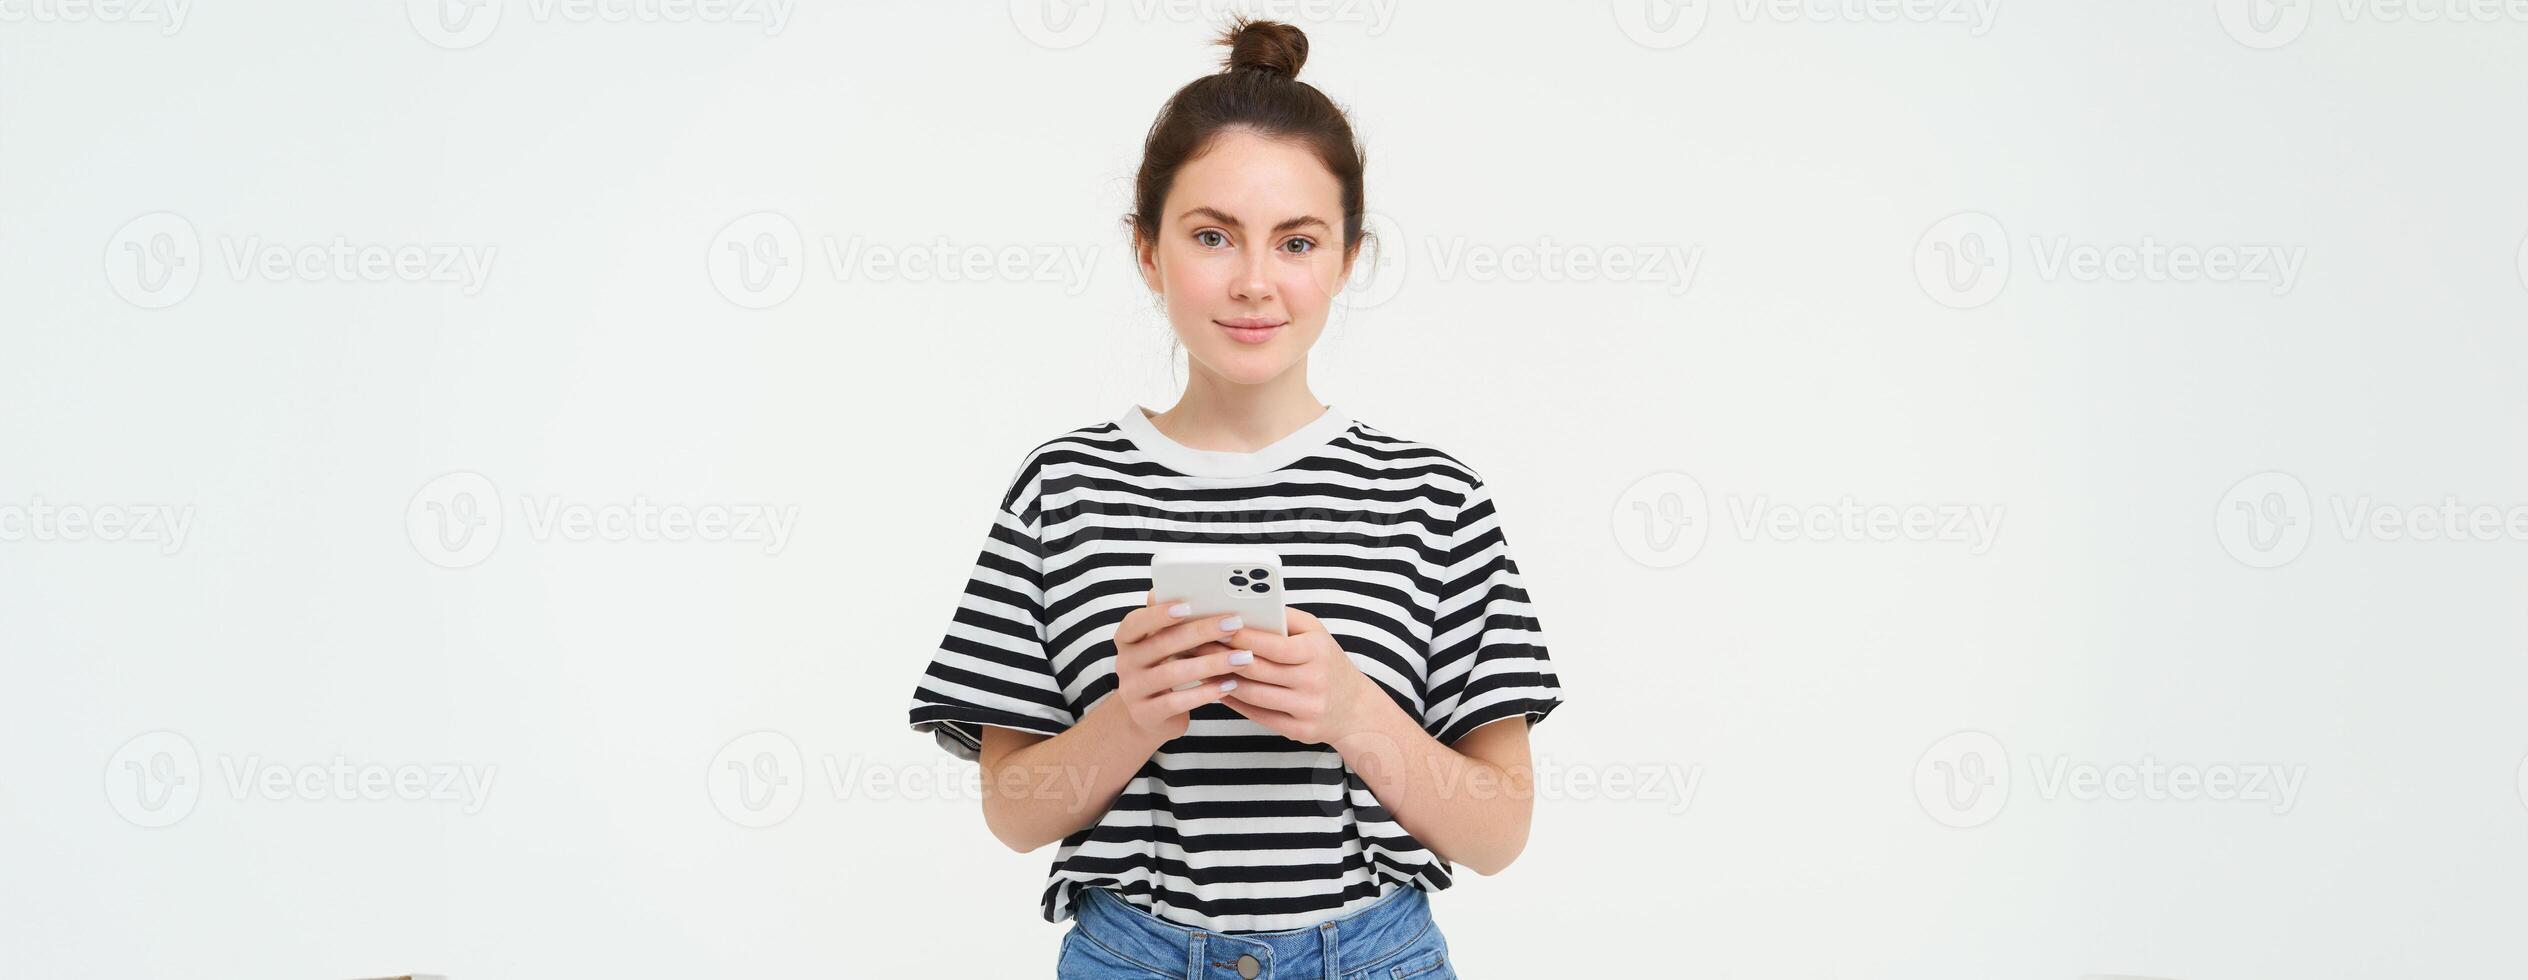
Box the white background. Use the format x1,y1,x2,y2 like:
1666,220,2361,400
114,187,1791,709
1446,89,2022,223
5,1,2526,977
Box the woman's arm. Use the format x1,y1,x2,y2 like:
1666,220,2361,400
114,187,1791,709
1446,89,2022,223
1328,704,1535,876
975,696,1174,853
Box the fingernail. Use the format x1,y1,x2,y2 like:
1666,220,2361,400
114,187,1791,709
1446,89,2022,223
1229,650,1253,666
1219,679,1239,692
1168,602,1192,617
1219,616,1243,632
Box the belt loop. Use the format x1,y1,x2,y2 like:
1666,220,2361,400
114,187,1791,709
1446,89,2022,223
1187,932,1205,980
1319,918,1341,980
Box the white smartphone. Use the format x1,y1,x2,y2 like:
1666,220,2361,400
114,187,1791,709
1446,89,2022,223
1149,546,1288,691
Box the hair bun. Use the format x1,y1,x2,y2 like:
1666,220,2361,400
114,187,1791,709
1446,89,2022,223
1216,16,1308,78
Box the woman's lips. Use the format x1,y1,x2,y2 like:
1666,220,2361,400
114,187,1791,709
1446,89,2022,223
1216,318,1285,345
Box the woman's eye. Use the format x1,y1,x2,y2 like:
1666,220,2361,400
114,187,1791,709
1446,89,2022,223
1282,238,1316,255
1195,230,1228,248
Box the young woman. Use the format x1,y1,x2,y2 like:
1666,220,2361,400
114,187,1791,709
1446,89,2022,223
908,18,1563,979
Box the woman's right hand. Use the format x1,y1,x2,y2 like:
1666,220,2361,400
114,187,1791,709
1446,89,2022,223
1111,589,1246,741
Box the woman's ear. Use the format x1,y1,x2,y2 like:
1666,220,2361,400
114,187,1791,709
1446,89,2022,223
1127,217,1163,296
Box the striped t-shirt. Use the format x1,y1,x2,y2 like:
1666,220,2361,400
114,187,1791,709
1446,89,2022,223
906,402,1564,934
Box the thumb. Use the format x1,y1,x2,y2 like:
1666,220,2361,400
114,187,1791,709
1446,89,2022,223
1284,605,1322,632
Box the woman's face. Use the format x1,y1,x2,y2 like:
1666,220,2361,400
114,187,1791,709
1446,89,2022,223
1136,127,1356,386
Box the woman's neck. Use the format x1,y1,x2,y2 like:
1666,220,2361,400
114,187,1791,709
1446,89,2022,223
1147,360,1325,454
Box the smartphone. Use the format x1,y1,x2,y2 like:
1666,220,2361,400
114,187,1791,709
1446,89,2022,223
1149,546,1288,691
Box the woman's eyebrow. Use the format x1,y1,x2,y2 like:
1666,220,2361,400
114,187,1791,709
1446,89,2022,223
1178,206,1330,234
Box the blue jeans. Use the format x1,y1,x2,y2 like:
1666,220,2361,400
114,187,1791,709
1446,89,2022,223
1057,884,1457,980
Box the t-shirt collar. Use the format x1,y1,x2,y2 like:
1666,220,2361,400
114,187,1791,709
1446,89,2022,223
1115,402,1352,478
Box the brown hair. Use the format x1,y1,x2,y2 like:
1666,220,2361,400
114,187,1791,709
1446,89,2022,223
1127,17,1368,261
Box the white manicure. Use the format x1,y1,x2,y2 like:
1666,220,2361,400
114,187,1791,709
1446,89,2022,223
1168,602,1192,617
1219,616,1243,632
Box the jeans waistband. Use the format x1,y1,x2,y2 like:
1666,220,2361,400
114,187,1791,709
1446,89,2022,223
1069,884,1437,980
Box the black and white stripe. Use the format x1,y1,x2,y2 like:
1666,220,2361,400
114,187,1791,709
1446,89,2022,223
908,404,1562,934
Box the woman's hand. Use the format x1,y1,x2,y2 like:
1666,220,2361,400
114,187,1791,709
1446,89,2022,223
1219,607,1379,745
1110,589,1246,742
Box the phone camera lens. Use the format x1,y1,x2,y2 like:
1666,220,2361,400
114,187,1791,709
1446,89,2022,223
1250,568,1270,579
1229,575,1248,586
1249,583,1269,593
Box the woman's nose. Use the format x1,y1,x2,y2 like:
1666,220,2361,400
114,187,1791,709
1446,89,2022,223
1231,255,1273,301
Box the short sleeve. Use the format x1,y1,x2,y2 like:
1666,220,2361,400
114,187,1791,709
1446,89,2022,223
907,483,1077,762
1423,475,1563,747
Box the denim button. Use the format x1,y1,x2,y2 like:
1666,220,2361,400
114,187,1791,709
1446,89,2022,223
1235,953,1260,978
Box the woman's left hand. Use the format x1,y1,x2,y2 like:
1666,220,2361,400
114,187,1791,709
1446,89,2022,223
1220,607,1380,745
